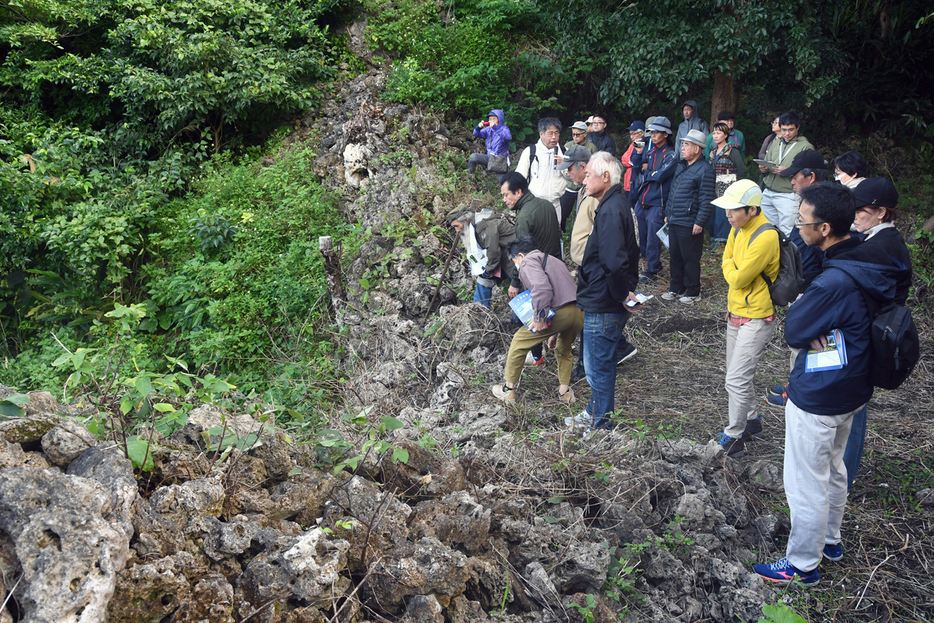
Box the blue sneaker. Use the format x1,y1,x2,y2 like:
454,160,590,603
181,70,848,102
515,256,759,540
753,558,819,585
716,432,745,458
822,543,844,562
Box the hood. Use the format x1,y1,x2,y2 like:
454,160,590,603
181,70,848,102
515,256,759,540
682,100,698,118
488,109,505,126
824,258,897,303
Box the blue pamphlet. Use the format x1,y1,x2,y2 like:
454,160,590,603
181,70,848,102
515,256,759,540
508,291,555,333
805,329,848,372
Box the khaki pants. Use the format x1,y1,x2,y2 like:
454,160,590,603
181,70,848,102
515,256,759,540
504,305,583,386
724,318,775,438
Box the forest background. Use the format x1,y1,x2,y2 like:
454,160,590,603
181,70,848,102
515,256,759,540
1,0,932,423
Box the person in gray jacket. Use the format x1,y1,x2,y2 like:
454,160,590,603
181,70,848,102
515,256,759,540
675,99,709,160
447,208,516,306
662,129,715,303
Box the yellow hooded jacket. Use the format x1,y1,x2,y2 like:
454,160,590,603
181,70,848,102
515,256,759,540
722,211,780,318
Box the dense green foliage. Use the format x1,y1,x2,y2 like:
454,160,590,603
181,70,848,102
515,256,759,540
0,0,351,410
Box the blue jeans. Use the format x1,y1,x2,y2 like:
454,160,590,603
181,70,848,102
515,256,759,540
474,282,493,306
582,310,629,429
843,403,868,492
707,205,732,241
634,203,663,274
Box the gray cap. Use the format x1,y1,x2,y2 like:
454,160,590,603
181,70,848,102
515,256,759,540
647,116,672,134
557,144,592,170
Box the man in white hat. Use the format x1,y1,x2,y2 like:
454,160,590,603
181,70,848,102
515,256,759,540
710,179,781,458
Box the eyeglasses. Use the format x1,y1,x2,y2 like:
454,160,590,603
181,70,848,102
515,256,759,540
591,121,606,126
794,213,824,227
572,132,586,137
542,130,560,137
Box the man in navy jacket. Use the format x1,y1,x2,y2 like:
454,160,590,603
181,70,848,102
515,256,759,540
566,152,642,434
630,116,677,283
754,182,898,586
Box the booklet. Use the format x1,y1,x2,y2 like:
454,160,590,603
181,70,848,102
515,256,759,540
754,158,780,173
508,290,555,333
656,223,670,249
626,291,654,307
805,329,848,372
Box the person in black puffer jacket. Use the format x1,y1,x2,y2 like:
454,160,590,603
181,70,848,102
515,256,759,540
662,129,715,303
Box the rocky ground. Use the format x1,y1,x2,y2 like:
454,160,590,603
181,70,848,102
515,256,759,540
0,70,931,623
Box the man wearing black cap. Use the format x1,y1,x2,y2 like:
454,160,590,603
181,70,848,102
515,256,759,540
630,116,678,283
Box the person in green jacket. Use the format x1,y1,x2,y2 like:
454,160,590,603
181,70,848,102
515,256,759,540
500,172,562,297
757,111,815,236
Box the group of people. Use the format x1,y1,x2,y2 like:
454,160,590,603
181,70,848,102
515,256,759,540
460,105,914,587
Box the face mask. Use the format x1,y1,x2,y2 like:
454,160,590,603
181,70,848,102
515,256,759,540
834,173,843,181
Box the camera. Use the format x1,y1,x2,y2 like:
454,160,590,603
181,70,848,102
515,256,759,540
634,140,645,149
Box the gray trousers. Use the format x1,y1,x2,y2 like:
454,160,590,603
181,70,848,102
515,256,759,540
724,318,775,438
784,399,861,572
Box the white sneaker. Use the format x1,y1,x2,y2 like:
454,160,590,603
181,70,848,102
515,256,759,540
564,411,591,430
661,291,679,301
525,352,544,366
678,295,701,304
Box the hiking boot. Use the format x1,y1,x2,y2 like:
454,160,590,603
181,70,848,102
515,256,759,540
616,344,638,365
679,295,701,304
716,433,745,458
661,290,679,301
564,411,590,430
525,352,545,366
822,543,844,562
753,558,819,585
766,389,787,407
558,388,576,405
491,384,516,404
741,416,763,441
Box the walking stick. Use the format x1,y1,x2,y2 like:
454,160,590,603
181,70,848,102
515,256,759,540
426,235,460,318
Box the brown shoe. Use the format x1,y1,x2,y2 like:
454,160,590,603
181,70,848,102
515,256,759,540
492,384,516,404
559,388,576,405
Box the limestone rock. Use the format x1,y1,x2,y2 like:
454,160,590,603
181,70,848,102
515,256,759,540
148,476,225,525
40,417,97,466
363,537,469,614
0,467,131,623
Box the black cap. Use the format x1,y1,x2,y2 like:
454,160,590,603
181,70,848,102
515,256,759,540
779,150,826,177
852,177,898,208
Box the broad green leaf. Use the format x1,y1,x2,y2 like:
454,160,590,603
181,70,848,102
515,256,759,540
381,416,404,431
391,447,409,464
126,436,155,471
153,403,176,413
134,376,152,397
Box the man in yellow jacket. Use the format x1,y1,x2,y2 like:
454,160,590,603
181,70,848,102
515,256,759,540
712,180,781,458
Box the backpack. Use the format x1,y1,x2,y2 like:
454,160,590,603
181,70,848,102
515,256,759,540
748,223,804,306
832,266,920,390
522,144,538,183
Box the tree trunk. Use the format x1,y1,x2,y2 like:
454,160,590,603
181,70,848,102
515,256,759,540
711,70,737,129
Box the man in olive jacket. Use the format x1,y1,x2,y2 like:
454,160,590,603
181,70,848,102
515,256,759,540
447,208,516,306
500,172,561,295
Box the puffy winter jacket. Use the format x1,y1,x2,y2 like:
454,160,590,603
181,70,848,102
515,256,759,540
472,109,511,157
587,131,616,156
665,158,715,228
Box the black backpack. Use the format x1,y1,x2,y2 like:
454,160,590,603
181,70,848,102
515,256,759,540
748,223,805,306
832,266,920,390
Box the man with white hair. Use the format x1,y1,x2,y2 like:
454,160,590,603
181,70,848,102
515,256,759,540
515,117,567,222
566,152,643,435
